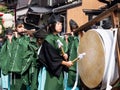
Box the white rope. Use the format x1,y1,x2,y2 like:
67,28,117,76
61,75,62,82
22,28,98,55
72,62,79,90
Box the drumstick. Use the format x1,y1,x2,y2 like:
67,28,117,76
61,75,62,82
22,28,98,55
72,53,86,63
61,47,65,55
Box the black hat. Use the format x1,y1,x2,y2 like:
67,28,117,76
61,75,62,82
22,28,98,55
47,14,63,25
69,19,78,30
16,19,24,26
38,24,47,30
5,28,13,35
34,28,48,39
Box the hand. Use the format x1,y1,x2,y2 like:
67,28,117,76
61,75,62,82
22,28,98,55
70,32,74,36
61,61,73,67
66,61,73,67
64,35,68,43
63,53,68,61
6,34,13,43
13,31,18,38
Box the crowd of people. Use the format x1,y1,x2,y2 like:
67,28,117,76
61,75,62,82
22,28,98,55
0,13,84,90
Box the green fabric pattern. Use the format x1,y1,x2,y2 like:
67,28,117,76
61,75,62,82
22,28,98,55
0,35,38,90
67,35,81,87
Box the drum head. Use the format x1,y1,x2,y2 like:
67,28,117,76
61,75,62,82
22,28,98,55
78,30,105,88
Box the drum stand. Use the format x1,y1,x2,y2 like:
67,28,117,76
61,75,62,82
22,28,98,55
75,3,120,90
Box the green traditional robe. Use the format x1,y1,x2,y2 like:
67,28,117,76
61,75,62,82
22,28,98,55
0,35,38,90
67,35,81,88
38,34,67,90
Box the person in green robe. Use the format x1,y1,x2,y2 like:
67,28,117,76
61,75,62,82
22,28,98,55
65,19,83,90
0,28,13,90
0,20,37,90
38,14,73,90
33,25,48,90
13,20,38,90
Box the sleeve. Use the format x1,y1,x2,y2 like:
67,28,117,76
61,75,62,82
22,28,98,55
38,40,64,77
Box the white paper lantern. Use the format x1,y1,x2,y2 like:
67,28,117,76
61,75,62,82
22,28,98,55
2,13,14,28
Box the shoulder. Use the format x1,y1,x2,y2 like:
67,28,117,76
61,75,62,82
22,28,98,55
45,34,54,41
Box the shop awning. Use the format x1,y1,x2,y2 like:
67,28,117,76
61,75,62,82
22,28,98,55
16,8,28,17
28,6,52,14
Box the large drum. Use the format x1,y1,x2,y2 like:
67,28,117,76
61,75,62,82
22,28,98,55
78,29,119,89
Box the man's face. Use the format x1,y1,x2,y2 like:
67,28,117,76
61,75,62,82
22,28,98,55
6,34,13,40
17,24,25,33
